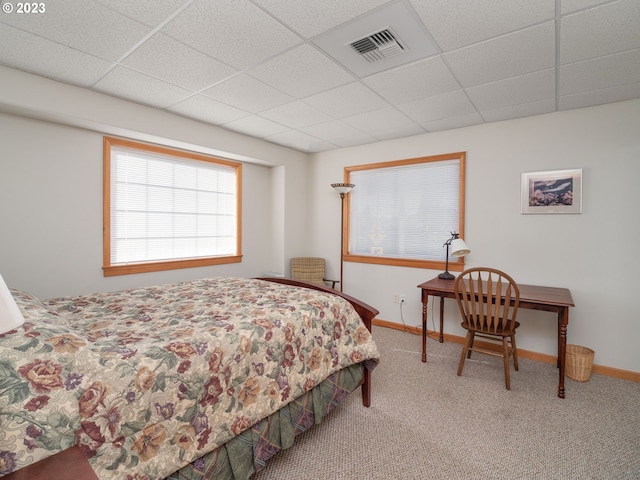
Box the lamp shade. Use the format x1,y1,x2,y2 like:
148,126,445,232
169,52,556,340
331,183,355,194
450,238,470,257
0,273,25,334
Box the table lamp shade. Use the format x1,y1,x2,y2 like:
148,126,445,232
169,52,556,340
0,274,25,334
450,238,470,257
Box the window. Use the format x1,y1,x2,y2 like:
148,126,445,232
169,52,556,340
344,152,465,271
103,137,242,276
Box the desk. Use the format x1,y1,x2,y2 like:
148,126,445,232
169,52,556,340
418,277,575,398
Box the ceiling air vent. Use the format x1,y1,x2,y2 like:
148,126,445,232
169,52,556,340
349,29,405,63
312,1,440,77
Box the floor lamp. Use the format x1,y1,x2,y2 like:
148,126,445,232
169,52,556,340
331,183,355,292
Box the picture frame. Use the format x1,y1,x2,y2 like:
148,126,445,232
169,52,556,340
521,168,582,214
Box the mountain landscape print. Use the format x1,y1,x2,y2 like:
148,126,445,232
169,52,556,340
521,169,582,214
529,176,574,207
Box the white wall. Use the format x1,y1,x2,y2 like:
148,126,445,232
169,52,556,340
310,99,640,373
0,67,309,298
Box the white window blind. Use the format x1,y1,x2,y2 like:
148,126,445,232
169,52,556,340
110,145,237,265
349,159,460,261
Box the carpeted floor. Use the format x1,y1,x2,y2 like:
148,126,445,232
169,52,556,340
253,326,640,480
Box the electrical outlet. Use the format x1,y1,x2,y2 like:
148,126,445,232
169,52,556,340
400,294,406,303
393,293,399,304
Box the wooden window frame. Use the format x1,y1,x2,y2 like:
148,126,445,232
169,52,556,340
343,152,466,272
103,136,242,277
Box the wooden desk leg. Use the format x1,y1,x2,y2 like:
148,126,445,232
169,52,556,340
422,294,428,362
557,307,568,399
439,296,445,343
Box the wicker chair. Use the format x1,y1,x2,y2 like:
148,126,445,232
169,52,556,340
454,267,521,390
290,257,339,289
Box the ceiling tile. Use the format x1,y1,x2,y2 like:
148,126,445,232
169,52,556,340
260,101,333,129
91,0,189,28
168,94,250,124
331,133,379,148
561,0,612,15
374,124,426,141
398,90,477,124
420,113,484,132
303,82,389,118
300,120,366,142
264,130,337,153
94,66,193,108
559,49,640,95
223,115,289,138
559,82,640,110
162,0,302,69
363,56,461,104
445,22,555,87
202,74,294,113
560,0,640,64
0,0,151,61
0,25,111,87
466,69,556,111
341,106,419,137
249,44,354,98
252,0,388,38
410,0,555,51
123,33,238,91
481,99,556,123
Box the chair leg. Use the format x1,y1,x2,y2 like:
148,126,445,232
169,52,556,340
466,332,475,359
458,332,473,376
503,337,511,390
511,335,519,371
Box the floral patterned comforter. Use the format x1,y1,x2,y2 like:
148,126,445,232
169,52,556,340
0,278,379,479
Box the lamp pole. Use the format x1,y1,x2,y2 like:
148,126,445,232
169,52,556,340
331,183,355,292
438,235,456,280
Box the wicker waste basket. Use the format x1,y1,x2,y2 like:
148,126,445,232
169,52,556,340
566,344,595,381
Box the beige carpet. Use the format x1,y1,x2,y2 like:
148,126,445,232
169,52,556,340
253,326,640,480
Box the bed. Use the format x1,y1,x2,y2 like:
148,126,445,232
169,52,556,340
0,277,380,479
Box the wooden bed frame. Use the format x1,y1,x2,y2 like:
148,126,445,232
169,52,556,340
4,278,379,480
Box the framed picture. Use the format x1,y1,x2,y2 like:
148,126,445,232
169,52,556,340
521,168,582,214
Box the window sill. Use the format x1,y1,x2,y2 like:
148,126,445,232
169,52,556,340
103,255,242,277
344,254,465,271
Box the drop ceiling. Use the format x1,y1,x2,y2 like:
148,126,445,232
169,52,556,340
0,0,639,154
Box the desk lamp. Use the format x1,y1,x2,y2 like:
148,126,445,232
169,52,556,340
0,273,25,334
438,232,470,280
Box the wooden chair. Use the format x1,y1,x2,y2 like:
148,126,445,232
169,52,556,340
290,257,339,289
454,267,521,390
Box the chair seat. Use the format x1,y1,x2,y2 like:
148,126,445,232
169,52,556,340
461,320,520,336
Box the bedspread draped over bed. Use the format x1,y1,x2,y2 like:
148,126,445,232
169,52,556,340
0,278,379,479
169,363,364,480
